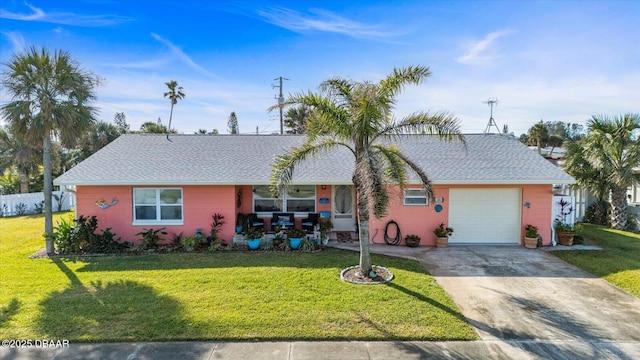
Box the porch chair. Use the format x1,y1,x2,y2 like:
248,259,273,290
246,213,265,231
301,213,319,233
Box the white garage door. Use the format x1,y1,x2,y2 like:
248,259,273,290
448,188,521,244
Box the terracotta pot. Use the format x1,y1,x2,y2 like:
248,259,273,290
436,236,449,248
557,231,574,246
524,236,538,249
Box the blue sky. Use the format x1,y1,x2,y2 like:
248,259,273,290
1,0,638,136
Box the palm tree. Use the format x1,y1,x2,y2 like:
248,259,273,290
564,113,640,230
163,80,185,134
0,126,40,193
1,47,98,253
271,66,464,275
528,120,549,155
284,105,312,134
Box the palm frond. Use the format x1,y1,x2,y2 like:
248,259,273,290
270,139,348,197
379,65,431,99
377,111,465,146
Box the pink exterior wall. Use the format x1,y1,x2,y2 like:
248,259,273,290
369,184,554,246
76,185,236,243
75,183,553,247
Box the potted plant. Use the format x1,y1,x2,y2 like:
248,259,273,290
318,220,333,245
182,236,196,252
244,228,264,250
405,234,421,247
524,224,539,249
555,221,574,246
287,228,307,250
235,213,245,234
434,223,453,248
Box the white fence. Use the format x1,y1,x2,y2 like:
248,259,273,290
0,191,75,217
554,185,596,222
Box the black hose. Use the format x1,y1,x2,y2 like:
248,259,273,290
384,220,401,245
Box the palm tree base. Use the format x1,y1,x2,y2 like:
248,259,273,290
340,265,394,285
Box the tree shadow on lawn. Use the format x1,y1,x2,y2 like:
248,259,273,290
35,258,202,341
0,298,21,328
69,249,427,275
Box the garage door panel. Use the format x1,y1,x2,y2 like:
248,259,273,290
449,188,521,244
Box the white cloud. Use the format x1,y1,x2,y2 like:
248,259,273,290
0,2,130,27
456,29,515,64
256,7,404,39
1,31,26,53
150,33,220,79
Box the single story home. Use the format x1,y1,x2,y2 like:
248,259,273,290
54,133,575,247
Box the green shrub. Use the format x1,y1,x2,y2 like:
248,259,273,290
135,228,167,249
53,215,125,254
584,201,611,226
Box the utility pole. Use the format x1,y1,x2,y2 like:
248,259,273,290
272,76,289,134
483,98,501,134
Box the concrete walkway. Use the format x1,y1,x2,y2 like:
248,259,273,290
4,243,639,359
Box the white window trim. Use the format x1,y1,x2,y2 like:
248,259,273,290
132,188,184,225
252,185,316,213
403,188,428,206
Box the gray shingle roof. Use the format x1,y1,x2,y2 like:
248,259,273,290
54,133,575,186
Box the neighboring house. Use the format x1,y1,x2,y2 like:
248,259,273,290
54,133,575,247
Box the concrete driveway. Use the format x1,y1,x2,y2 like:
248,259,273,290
418,246,640,357
332,243,640,359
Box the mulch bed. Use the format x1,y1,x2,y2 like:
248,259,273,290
340,265,394,285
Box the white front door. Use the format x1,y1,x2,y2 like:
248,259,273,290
332,185,355,231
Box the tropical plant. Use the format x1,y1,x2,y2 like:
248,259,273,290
244,228,264,240
563,114,640,230
209,213,225,243
284,105,312,134
524,224,539,238
53,215,124,254
1,47,99,254
287,228,307,239
163,80,185,134
0,126,40,193
404,234,421,247
270,66,464,275
182,236,197,251
135,227,168,249
554,221,574,232
528,120,549,155
318,220,333,241
139,121,175,134
434,223,454,237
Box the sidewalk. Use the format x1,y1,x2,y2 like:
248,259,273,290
7,339,639,359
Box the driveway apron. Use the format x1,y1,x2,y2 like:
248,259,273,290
417,246,640,358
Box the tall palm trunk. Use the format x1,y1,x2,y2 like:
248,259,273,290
354,172,372,274
18,168,29,193
43,131,54,254
167,103,174,133
610,186,628,230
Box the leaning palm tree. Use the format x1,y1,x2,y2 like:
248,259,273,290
1,47,98,253
564,113,640,230
271,66,464,276
163,80,185,134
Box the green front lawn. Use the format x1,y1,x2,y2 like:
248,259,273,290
0,213,477,342
551,224,640,298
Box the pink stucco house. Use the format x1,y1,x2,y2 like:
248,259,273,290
54,133,575,247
